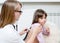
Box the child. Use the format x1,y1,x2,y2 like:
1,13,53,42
24,9,50,43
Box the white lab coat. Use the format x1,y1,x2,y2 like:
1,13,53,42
0,24,25,43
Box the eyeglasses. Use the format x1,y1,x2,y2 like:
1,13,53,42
15,10,22,14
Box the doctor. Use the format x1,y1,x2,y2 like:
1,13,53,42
0,0,42,43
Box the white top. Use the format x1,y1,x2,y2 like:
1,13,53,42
0,24,25,43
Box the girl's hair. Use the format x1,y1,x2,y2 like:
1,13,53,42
23,9,47,40
0,1,22,28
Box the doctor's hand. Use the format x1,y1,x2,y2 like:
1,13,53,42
19,28,29,35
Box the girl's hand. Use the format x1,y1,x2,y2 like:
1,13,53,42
43,26,50,36
46,27,50,36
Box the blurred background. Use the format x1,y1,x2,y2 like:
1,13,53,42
0,0,60,41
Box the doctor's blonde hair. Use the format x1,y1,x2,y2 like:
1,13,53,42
0,1,22,28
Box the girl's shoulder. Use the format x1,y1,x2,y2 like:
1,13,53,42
31,23,41,28
32,23,40,26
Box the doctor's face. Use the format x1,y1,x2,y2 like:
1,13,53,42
14,3,22,21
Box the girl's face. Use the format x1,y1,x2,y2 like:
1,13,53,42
38,14,46,25
14,4,22,21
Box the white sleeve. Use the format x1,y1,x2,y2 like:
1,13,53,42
3,24,25,43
